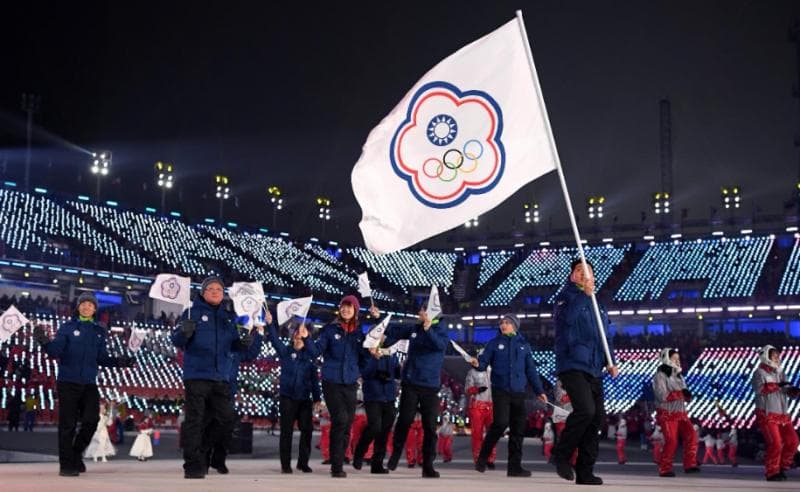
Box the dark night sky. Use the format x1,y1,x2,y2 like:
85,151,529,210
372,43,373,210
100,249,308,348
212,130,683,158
1,1,799,248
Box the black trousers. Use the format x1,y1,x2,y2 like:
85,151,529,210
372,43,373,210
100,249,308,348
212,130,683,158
56,382,100,470
391,382,439,470
321,380,357,473
552,370,605,477
279,396,313,469
354,400,396,465
182,379,235,473
478,389,527,471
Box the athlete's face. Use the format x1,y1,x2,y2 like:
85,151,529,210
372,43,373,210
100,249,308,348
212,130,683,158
669,353,681,369
339,303,355,321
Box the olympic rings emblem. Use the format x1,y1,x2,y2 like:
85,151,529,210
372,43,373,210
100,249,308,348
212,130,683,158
390,81,505,209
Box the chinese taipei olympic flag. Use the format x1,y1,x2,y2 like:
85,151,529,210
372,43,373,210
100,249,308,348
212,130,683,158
352,16,558,253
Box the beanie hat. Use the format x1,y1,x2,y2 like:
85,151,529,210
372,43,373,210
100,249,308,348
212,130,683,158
501,313,520,332
340,295,361,313
201,276,225,295
76,291,98,309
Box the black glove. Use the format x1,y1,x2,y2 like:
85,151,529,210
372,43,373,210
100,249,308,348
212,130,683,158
478,386,488,394
117,355,135,368
180,319,196,339
787,386,800,398
778,381,792,387
681,389,692,401
33,325,50,346
238,328,254,348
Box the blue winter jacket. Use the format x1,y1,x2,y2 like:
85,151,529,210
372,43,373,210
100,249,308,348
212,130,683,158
384,321,448,389
171,298,249,382
43,318,120,385
553,282,616,378
267,323,321,401
477,332,544,395
305,322,364,385
228,332,264,398
360,351,401,402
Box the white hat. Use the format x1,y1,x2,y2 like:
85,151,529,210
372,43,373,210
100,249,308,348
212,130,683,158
759,345,780,370
659,348,681,373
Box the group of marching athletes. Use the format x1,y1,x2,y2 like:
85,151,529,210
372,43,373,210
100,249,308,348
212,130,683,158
34,261,800,483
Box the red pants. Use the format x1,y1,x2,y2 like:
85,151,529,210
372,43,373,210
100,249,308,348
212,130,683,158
350,414,372,459
757,413,800,477
727,444,737,465
656,410,698,474
320,424,330,460
616,438,626,463
437,435,453,462
406,422,424,465
543,441,553,459
702,446,717,464
652,442,663,463
554,422,577,466
469,403,496,463
716,447,726,464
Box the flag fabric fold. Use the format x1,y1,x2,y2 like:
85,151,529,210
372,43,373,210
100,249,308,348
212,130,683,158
277,296,313,326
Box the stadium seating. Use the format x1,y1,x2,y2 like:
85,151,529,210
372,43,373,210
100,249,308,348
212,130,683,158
0,189,155,270
481,245,630,306
615,236,773,301
346,246,458,294
778,236,800,296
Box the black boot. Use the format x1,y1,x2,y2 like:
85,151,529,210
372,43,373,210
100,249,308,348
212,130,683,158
507,467,532,478
422,467,440,478
553,455,574,481
387,453,400,471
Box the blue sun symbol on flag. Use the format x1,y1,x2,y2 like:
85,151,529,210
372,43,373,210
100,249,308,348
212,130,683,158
426,114,458,146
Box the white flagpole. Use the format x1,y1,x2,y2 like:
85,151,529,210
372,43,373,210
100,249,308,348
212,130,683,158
515,10,614,369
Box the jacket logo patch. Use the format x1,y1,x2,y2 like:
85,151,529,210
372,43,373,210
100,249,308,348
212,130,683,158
73,330,80,337
411,332,418,338
291,353,297,359
201,315,209,322
334,334,341,340
498,344,504,350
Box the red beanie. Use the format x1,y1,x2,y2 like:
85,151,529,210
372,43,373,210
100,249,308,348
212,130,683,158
340,295,360,313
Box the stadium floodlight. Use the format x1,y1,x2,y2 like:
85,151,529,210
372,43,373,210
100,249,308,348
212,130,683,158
90,151,112,200
215,175,230,220
268,186,283,229
523,203,540,224
464,216,479,228
653,192,670,215
721,186,740,209
155,161,174,212
587,196,605,219
316,196,332,235
316,196,331,221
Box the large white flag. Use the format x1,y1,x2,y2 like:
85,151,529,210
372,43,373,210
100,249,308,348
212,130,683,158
352,17,557,253
149,274,192,309
0,305,30,344
277,296,313,326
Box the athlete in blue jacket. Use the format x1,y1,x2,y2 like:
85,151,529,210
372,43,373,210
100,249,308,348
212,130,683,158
552,259,618,486
384,308,449,478
353,348,402,473
267,316,321,474
304,295,377,478
471,314,547,477
170,276,255,479
34,291,134,476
